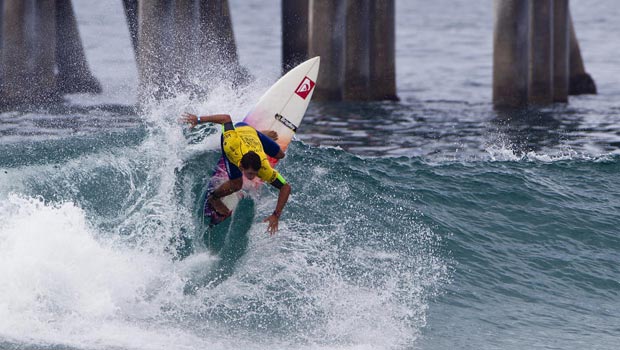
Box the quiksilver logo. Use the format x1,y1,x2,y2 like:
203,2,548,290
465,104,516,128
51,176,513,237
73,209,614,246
294,77,315,100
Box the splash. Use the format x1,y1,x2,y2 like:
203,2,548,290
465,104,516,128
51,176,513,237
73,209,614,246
0,194,203,349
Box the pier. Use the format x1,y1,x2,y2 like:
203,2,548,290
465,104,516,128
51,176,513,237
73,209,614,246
0,0,596,109
0,0,101,107
493,0,596,109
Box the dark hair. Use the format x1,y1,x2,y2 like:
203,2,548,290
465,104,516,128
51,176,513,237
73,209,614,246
240,151,261,171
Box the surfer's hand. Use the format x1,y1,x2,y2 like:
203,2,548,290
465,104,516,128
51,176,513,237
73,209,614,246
263,214,279,235
180,113,198,129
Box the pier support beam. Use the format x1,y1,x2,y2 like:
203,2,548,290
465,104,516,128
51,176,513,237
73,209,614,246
0,0,3,90
369,0,397,101
305,0,398,101
309,0,346,101
173,0,199,91
282,0,309,74
493,0,530,108
528,0,554,105
136,0,244,102
199,0,244,82
1,0,59,106
1,0,101,107
493,0,595,108
137,0,173,100
568,10,596,95
553,0,569,102
344,0,370,100
122,0,139,55
56,0,102,94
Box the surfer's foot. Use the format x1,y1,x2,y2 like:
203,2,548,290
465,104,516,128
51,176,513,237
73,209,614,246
207,195,231,216
261,130,278,141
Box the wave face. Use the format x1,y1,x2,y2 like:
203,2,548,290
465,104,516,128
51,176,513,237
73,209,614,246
0,115,449,350
1,110,619,349
409,156,620,350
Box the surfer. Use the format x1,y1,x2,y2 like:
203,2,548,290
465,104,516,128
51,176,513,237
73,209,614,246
180,112,290,234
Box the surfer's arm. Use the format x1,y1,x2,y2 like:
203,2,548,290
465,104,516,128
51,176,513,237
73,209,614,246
274,183,291,216
264,182,291,235
180,113,232,128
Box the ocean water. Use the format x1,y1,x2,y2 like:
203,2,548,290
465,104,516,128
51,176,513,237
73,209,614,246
1,1,619,350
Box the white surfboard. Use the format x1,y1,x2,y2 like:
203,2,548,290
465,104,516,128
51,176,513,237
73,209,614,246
243,56,321,150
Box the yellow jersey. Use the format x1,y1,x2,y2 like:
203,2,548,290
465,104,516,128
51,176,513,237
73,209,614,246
222,125,280,183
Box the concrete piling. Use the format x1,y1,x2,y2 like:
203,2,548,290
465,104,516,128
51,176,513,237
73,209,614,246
493,0,530,108
308,0,346,101
1,0,400,106
282,0,309,74
1,0,59,106
568,10,596,95
493,0,594,108
136,0,244,102
305,0,397,101
0,0,597,108
344,0,370,101
553,0,569,102
199,0,247,86
0,0,3,90
122,0,139,55
200,0,238,64
369,0,397,101
528,0,554,105
55,0,102,94
200,0,238,63
137,0,174,100
173,0,199,90
1,0,101,107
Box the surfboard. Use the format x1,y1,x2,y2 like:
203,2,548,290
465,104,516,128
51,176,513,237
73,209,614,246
204,57,320,226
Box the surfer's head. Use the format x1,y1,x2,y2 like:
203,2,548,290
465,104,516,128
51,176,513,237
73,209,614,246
240,151,261,180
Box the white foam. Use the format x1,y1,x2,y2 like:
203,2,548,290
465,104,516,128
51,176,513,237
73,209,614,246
0,170,446,350
483,142,613,163
0,194,202,349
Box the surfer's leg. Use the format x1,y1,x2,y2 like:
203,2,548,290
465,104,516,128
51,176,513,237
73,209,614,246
259,130,279,141
208,178,242,216
210,143,243,216
212,178,243,198
206,196,230,217
257,130,283,158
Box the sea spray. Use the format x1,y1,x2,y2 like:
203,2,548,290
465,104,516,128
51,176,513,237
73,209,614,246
0,195,186,347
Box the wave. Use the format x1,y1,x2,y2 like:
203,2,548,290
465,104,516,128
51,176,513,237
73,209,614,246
0,114,448,350
2,86,619,349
